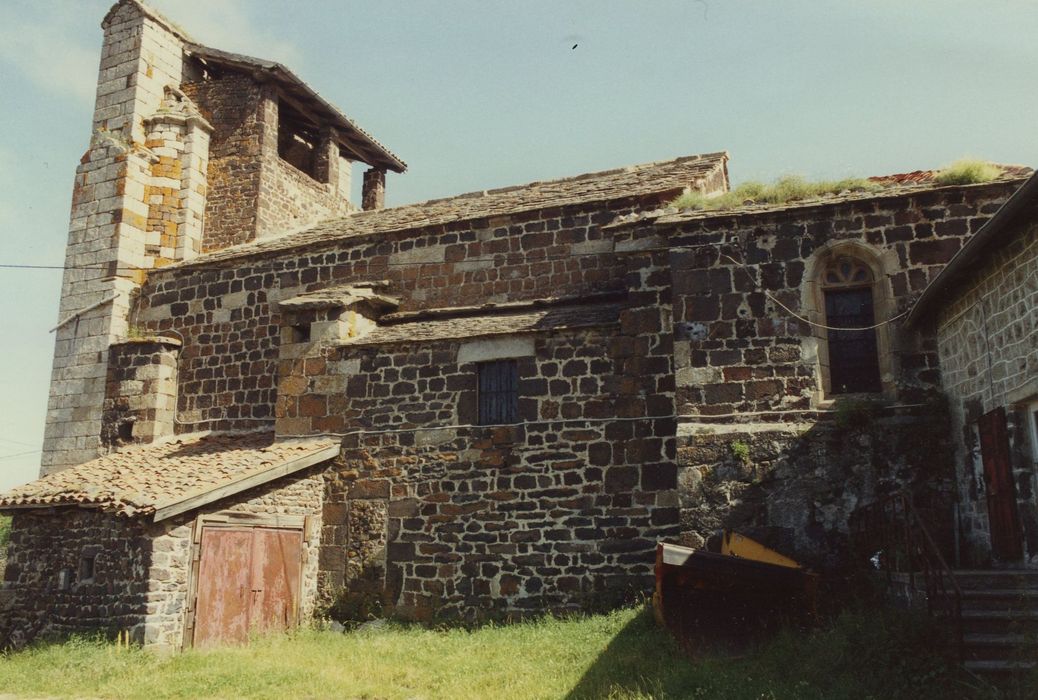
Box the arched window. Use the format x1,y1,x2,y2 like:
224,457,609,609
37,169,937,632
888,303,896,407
821,256,882,394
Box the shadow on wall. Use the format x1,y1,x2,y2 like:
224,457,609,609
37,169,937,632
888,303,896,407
677,399,958,571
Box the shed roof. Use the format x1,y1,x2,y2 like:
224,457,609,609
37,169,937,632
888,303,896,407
0,432,338,521
170,151,729,269
907,170,1038,326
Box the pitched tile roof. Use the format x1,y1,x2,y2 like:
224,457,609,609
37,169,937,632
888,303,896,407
868,165,1032,186
0,432,338,520
347,301,624,347
172,152,729,268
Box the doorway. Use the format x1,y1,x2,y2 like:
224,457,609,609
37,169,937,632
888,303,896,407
190,524,303,648
977,407,1023,562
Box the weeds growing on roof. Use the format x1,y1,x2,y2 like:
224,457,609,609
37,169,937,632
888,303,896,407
671,175,882,211
672,159,1007,212
932,159,1004,186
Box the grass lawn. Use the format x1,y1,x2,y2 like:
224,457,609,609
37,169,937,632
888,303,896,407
0,605,1027,699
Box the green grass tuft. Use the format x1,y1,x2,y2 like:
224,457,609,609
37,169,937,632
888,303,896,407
0,515,10,549
933,159,1004,186
0,605,1019,699
672,175,882,212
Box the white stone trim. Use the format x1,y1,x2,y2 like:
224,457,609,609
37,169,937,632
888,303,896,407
457,336,535,364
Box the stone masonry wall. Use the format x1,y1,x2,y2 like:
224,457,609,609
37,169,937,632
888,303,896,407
0,510,151,648
0,468,323,651
675,407,957,568
936,213,1038,565
256,109,355,239
181,73,266,251
135,197,665,435
182,76,355,250
654,181,1021,565
101,338,180,449
274,249,677,620
42,0,187,475
666,182,1019,419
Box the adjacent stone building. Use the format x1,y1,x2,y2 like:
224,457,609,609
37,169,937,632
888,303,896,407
907,172,1038,567
2,0,1035,650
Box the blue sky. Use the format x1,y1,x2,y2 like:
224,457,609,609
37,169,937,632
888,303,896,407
0,0,1036,489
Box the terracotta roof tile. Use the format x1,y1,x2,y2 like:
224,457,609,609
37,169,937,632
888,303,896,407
868,165,1032,185
172,152,729,268
0,432,337,518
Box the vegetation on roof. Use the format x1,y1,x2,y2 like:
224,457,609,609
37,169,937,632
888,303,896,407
671,159,1008,212
933,159,1005,186
671,175,883,211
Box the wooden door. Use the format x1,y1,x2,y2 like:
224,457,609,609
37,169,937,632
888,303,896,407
978,408,1023,561
249,528,302,633
193,526,303,648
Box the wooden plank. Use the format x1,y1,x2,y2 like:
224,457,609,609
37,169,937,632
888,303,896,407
201,513,306,529
278,91,375,164
193,528,253,648
979,407,1023,560
152,444,338,522
249,529,303,634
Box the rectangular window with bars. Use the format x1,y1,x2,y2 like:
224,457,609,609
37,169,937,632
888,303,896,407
477,360,519,425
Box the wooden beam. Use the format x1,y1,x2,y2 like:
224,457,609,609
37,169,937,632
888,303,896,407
152,443,339,522
276,90,376,164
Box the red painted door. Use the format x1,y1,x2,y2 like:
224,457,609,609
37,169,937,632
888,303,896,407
194,528,253,648
193,527,303,648
978,408,1023,561
250,528,302,634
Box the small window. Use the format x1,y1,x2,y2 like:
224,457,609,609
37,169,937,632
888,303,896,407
58,568,74,591
822,256,881,394
78,554,96,583
277,100,320,180
477,360,519,425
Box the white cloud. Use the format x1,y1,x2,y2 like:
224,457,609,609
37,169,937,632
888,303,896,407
0,0,304,105
149,0,303,68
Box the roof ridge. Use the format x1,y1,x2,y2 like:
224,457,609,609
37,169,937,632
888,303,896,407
165,150,730,271
342,151,731,215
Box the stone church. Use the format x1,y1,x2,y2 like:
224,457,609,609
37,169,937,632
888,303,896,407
1,0,1035,651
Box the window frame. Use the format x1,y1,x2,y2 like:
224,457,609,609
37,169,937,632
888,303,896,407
801,243,896,405
476,359,520,426
821,261,883,395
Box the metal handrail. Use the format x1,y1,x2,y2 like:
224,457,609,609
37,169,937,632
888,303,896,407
850,491,963,661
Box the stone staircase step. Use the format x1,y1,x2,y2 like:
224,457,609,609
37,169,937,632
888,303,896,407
963,633,1038,661
954,570,1038,590
962,609,1038,634
960,589,1038,611
964,659,1037,675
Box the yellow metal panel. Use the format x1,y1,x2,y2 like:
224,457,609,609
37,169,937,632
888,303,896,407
721,531,800,569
